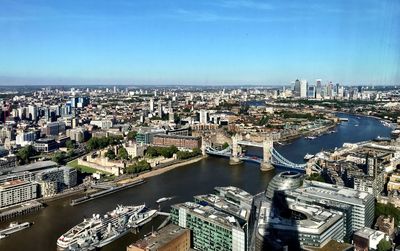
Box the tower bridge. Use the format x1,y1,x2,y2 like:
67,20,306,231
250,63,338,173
205,134,307,171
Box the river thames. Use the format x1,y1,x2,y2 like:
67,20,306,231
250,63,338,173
0,113,393,251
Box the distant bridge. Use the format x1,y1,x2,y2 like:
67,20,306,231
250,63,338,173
205,136,307,171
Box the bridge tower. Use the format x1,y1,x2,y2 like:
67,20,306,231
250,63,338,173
260,137,274,171
229,134,243,165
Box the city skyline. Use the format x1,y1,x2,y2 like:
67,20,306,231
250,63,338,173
1,0,400,85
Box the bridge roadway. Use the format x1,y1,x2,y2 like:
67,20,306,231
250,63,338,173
205,146,307,171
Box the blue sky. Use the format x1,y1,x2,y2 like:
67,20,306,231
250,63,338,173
0,0,399,85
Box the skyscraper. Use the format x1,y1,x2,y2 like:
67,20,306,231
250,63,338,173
28,105,37,121
300,80,308,98
149,98,154,112
199,110,208,124
316,79,322,99
293,79,301,97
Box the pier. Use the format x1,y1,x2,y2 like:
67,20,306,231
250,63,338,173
70,179,146,206
0,201,43,222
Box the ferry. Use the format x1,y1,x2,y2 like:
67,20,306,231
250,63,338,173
305,136,317,140
57,204,157,250
304,153,315,161
0,222,32,239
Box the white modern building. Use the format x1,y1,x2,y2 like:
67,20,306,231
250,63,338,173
300,80,308,98
16,130,37,146
285,181,375,236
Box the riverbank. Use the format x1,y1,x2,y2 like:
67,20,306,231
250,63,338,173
279,122,338,143
117,155,207,185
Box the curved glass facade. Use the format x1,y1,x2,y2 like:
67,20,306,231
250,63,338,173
265,171,303,199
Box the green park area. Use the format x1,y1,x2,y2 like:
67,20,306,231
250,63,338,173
67,159,113,176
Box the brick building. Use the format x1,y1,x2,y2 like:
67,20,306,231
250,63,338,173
152,135,201,150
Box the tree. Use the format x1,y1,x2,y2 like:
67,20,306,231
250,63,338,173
16,145,37,164
65,140,75,150
126,160,151,174
377,239,392,251
222,142,229,149
145,146,158,157
176,148,202,160
306,173,325,182
104,149,116,160
375,203,400,226
127,131,137,141
52,152,66,164
118,147,129,160
86,136,123,151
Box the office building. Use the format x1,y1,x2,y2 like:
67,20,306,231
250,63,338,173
283,181,375,236
171,202,246,251
135,128,166,144
293,79,301,97
307,85,316,98
152,135,201,150
300,80,308,98
42,121,66,136
33,138,59,153
265,171,303,199
16,130,38,146
316,79,322,99
255,199,345,250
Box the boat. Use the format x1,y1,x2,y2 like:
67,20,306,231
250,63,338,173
304,153,315,160
375,136,391,142
156,197,172,204
339,118,349,122
128,209,158,228
305,136,317,140
0,222,32,238
57,204,157,250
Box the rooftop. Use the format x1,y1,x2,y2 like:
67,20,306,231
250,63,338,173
128,224,189,251
0,179,29,189
257,198,343,236
214,186,253,208
355,227,386,241
194,193,250,221
300,180,373,205
173,202,241,229
12,160,58,173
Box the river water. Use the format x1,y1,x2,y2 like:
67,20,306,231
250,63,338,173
0,113,392,251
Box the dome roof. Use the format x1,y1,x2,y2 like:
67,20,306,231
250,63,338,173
265,171,303,199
